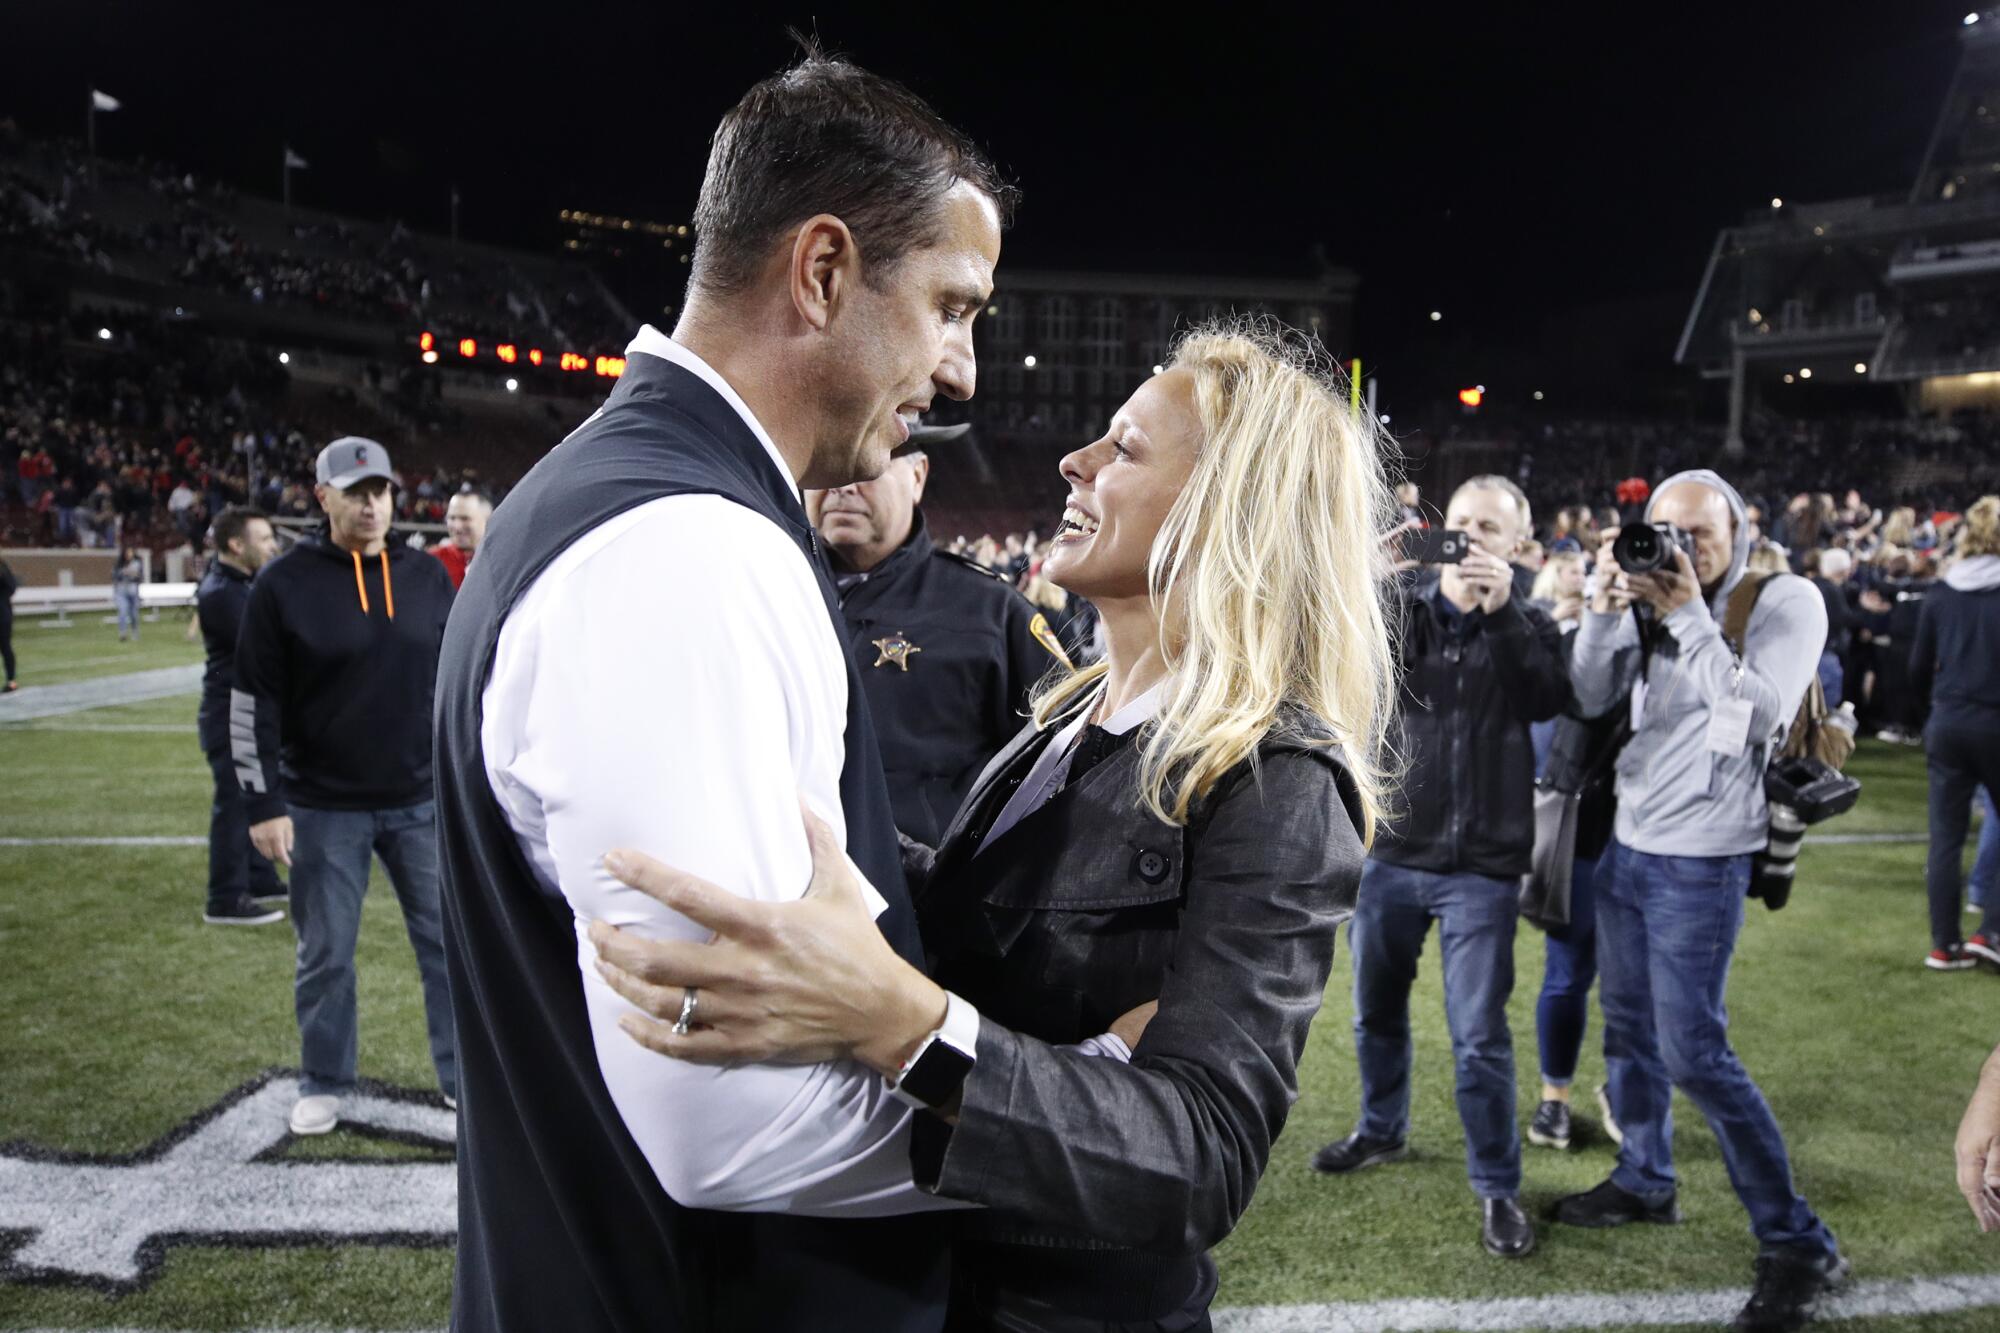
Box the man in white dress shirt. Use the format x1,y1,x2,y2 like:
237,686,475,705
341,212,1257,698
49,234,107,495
432,48,1013,1333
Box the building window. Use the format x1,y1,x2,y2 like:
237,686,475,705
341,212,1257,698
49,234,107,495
1037,296,1076,347
992,300,1024,345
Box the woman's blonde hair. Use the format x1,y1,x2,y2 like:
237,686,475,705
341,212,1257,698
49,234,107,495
1882,507,1916,548
1963,496,2000,559
1030,318,1400,843
1531,550,1585,602
1746,541,1788,575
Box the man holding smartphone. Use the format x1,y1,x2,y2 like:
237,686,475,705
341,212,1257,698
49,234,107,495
1314,475,1571,1259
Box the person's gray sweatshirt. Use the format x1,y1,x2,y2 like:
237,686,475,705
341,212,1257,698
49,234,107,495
1571,469,1829,858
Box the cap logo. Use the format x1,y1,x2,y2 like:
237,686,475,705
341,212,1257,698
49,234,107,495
354,445,370,466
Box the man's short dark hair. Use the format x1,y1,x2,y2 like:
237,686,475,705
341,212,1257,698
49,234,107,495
212,505,268,556
691,43,1019,296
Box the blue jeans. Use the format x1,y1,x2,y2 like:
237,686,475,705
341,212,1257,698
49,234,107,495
1817,651,1843,712
1536,851,1601,1086
1350,858,1521,1198
1597,840,1836,1256
288,800,457,1100
1971,787,1999,910
114,585,140,637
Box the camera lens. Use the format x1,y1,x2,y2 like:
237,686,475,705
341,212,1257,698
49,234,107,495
1613,524,1665,574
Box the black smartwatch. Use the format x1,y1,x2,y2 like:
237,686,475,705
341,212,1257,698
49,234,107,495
888,991,978,1109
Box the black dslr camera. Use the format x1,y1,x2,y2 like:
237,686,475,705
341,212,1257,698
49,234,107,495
1749,757,1864,911
1612,521,1697,575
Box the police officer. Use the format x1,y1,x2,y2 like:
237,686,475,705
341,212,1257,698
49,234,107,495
195,505,286,926
808,421,1070,846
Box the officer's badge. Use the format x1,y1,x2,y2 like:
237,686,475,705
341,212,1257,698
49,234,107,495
1029,613,1075,671
871,633,922,672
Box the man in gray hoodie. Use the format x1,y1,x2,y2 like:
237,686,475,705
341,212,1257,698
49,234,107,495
1557,469,1846,1333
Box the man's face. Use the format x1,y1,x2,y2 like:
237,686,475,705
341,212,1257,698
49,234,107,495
445,494,489,551
232,517,278,572
806,452,929,572
316,477,394,549
800,182,1001,490
1443,485,1525,562
1650,481,1737,589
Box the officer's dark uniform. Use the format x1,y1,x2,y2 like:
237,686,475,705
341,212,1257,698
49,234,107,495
195,558,284,913
830,509,1068,846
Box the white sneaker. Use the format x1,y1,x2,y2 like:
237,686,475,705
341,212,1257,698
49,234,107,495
444,1095,457,1111
289,1093,340,1135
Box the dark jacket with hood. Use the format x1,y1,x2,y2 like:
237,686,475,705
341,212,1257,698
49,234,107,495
1372,569,1572,877
1911,554,2000,729
230,528,455,822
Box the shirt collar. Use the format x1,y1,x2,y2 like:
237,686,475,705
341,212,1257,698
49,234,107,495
1053,676,1169,750
624,325,799,502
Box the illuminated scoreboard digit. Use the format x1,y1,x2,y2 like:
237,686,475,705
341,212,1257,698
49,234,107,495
419,331,623,378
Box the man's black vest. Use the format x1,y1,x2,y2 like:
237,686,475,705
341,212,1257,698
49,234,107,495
434,351,945,1332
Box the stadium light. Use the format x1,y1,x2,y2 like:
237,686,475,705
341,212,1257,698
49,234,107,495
1967,12,1981,25
1152,364,1164,375
96,327,111,340
1747,307,1762,323
1429,310,1442,322
1855,362,1868,374
1475,384,1486,394
422,350,439,364
1023,354,1038,368
505,378,519,392
1379,413,1392,424
1799,367,1813,379
278,352,290,365
1770,197,1784,209
1783,373,1795,384
1533,390,1545,401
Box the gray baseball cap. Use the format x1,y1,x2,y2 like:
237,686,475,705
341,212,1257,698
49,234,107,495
315,436,395,490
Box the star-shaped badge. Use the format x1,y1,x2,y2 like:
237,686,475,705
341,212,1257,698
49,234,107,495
871,632,922,672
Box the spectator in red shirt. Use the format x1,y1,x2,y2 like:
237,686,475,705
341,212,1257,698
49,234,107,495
429,487,491,590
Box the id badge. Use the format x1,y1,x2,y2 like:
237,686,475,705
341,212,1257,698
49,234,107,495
1706,697,1754,756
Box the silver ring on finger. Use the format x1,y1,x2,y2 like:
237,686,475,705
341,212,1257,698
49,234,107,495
672,986,699,1036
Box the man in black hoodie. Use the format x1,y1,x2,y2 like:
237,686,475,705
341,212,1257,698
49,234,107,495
196,504,284,926
234,436,458,1136
1313,475,1571,1259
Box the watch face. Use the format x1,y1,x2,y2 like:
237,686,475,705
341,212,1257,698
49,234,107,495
899,1041,976,1108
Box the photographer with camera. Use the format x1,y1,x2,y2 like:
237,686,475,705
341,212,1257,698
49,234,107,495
1314,475,1569,1260
1558,470,1845,1333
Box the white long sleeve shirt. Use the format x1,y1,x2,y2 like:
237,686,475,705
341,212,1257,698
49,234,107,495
478,331,963,1217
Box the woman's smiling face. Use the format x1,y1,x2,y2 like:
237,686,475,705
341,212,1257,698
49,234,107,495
1042,370,1202,602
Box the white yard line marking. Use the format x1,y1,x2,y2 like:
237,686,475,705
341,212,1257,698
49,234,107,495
0,665,202,722
1215,1272,2000,1331
0,836,205,847
2,722,195,733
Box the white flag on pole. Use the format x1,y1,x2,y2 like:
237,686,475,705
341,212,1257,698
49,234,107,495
283,147,308,170
91,90,121,112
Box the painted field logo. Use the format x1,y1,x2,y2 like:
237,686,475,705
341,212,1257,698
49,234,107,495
0,1070,455,1289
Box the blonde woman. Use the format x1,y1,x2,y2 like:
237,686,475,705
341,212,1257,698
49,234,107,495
588,322,1396,1329
1532,549,1588,628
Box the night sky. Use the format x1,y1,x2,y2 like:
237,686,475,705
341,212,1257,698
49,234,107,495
0,2,1972,412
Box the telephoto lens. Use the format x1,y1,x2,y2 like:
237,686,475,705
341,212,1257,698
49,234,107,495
1750,803,1807,910
1611,522,1693,575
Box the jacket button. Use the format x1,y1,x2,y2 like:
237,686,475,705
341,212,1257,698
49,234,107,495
1134,850,1169,883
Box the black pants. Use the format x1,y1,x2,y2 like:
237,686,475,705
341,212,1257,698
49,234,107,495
1,601,14,682
1925,714,2000,949
205,747,283,911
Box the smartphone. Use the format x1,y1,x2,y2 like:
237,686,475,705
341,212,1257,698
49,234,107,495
1408,528,1470,564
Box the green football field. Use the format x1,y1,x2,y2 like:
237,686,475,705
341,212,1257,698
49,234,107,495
5,618,2000,1331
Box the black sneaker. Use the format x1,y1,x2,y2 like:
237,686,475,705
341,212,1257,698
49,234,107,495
1552,1177,1680,1229
249,889,289,907
1528,1099,1572,1150
1311,1131,1408,1175
1732,1248,1850,1332
203,896,285,926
